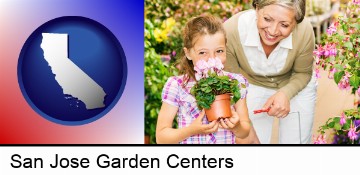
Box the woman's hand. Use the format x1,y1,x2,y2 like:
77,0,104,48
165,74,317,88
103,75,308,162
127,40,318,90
219,109,240,131
189,110,219,135
263,91,290,118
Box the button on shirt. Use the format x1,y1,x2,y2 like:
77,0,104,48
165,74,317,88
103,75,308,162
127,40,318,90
237,10,292,76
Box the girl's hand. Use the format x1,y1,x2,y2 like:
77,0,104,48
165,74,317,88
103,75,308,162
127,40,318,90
219,109,240,131
262,91,290,118
189,110,219,135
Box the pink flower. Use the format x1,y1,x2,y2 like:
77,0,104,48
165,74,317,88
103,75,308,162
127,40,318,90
340,113,346,126
195,73,202,81
313,45,324,58
161,54,171,62
349,28,355,34
194,60,209,80
314,134,327,144
326,26,337,36
328,68,337,79
326,22,339,36
315,68,321,79
338,72,351,90
203,5,210,10
194,58,225,80
323,43,337,57
195,60,208,71
348,123,359,141
214,57,224,71
357,88,360,96
207,58,217,71
314,56,320,65
353,0,360,5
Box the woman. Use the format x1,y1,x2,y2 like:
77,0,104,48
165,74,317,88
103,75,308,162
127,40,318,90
224,0,317,144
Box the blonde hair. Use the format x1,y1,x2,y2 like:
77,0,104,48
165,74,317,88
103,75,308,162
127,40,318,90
252,0,305,23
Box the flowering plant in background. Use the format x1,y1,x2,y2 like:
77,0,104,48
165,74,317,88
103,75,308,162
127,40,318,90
145,0,249,62
313,1,360,95
313,1,360,144
314,108,360,144
190,58,242,109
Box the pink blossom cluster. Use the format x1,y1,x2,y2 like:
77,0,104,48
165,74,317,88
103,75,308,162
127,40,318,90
340,113,346,126
313,43,337,58
314,112,360,144
313,135,327,144
313,43,337,78
326,21,338,35
194,58,224,81
353,0,360,5
313,43,338,80
338,72,351,90
327,68,337,79
313,4,359,93
348,123,359,141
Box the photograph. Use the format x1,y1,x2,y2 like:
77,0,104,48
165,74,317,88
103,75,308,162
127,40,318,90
144,0,360,144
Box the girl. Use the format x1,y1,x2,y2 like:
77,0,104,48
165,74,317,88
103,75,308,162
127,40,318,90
156,15,258,144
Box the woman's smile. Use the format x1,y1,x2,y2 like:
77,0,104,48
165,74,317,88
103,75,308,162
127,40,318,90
264,30,278,42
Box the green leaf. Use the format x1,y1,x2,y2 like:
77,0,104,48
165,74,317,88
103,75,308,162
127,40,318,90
190,87,195,95
354,112,360,119
333,117,340,123
334,71,345,84
334,123,341,130
241,83,246,88
334,64,344,71
349,75,359,89
346,118,352,124
352,23,360,30
322,125,328,130
344,42,353,50
343,123,350,130
328,121,335,128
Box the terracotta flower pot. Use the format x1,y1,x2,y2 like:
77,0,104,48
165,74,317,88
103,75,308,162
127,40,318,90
204,94,232,122
144,135,150,144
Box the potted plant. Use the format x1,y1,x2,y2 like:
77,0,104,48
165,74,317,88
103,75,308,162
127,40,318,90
190,57,242,121
313,1,360,144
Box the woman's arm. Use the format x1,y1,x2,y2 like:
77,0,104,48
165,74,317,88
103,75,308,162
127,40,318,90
279,18,315,99
156,103,219,144
263,19,315,118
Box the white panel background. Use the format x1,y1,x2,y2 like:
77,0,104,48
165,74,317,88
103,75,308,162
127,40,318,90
0,146,357,174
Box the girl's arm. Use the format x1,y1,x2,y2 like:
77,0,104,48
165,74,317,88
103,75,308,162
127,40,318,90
218,98,251,139
231,98,252,139
235,126,260,144
156,102,218,144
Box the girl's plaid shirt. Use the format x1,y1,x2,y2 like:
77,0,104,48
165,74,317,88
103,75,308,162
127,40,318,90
161,71,248,144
